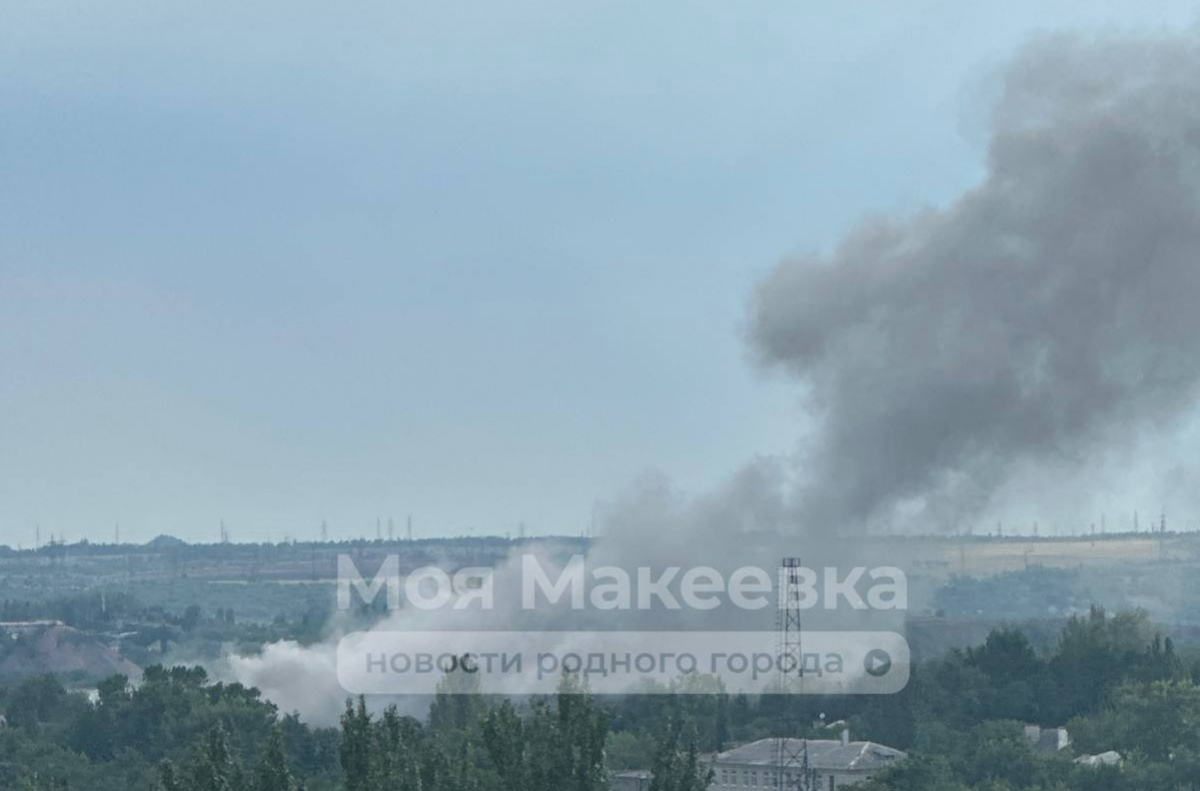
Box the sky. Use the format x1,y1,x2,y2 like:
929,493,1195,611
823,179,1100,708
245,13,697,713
2,2,1198,546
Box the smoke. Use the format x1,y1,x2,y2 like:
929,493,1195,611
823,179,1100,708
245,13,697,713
215,466,885,726
750,32,1200,532
223,640,347,724
222,30,1200,721
595,459,792,555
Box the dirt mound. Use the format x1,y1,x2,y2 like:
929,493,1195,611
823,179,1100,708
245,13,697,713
0,625,142,684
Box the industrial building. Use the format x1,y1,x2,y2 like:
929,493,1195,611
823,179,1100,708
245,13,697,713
610,734,906,791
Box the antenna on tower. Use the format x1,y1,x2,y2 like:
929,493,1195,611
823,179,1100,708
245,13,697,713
776,557,814,791
388,517,395,542
518,521,527,541
35,524,41,550
321,518,329,543
406,514,413,542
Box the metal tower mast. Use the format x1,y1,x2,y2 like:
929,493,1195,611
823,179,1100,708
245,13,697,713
776,557,814,791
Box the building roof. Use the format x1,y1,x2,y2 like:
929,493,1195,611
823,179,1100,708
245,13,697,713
714,738,905,773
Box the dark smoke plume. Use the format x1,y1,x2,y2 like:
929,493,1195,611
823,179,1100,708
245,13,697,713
227,33,1200,718
751,33,1200,532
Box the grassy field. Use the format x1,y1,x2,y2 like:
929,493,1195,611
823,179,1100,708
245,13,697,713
905,534,1196,577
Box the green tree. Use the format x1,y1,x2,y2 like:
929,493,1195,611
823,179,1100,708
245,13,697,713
256,726,297,791
372,705,424,791
647,716,712,791
857,755,965,791
482,675,609,791
189,724,237,791
158,759,185,791
340,697,374,791
5,675,68,732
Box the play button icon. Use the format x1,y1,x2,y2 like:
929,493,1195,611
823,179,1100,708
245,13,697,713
864,649,892,677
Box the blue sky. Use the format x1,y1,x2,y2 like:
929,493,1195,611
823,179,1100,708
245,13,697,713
2,2,1197,545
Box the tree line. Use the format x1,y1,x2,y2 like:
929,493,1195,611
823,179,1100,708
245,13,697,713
3,607,1200,790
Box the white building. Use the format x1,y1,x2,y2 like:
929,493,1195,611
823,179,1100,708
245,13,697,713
709,736,905,790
